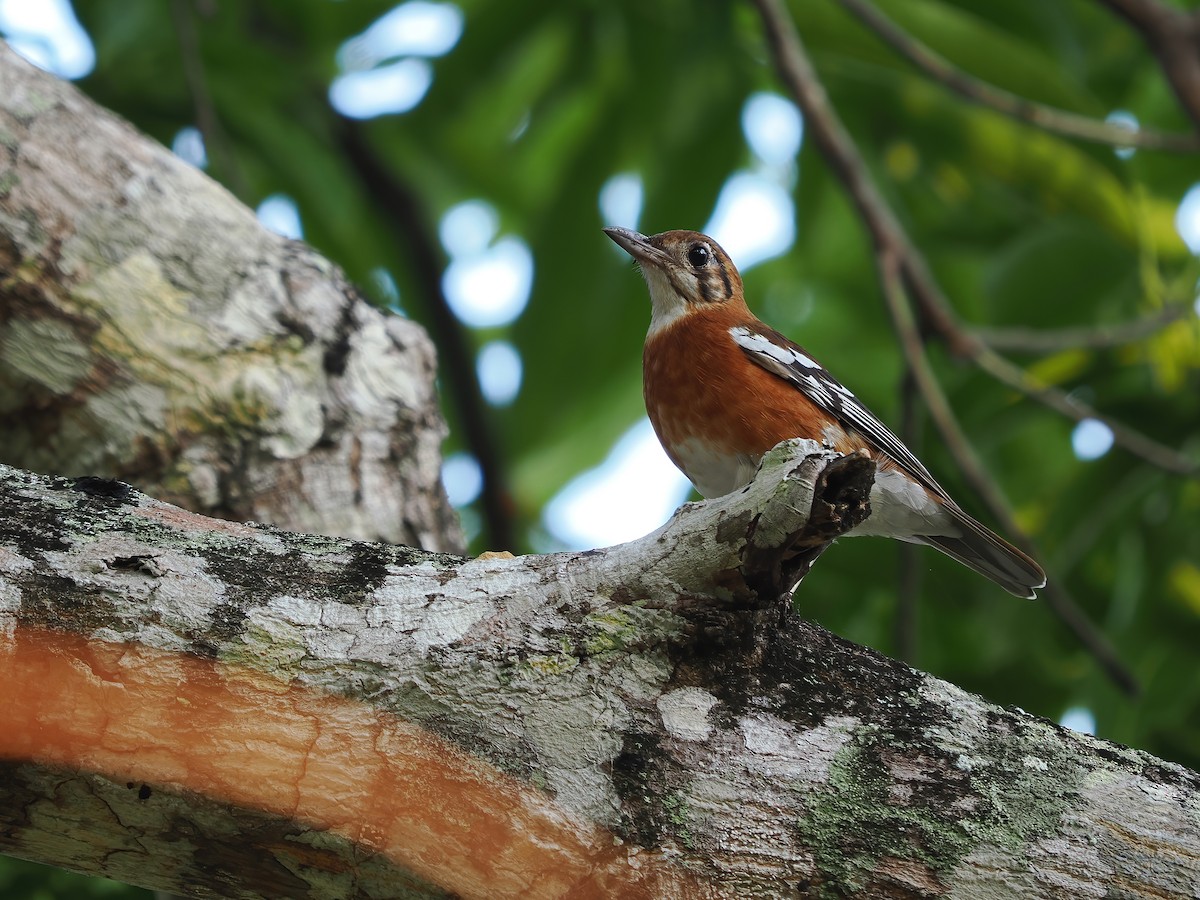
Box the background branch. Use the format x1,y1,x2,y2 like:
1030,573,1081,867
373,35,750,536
751,0,1141,695
337,120,517,552
169,0,249,199
836,0,1200,152
751,0,1195,478
973,347,1198,478
1096,0,1200,129
895,368,922,663
973,303,1197,352
877,253,1139,696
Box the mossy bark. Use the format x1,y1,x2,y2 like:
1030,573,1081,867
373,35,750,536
1,458,1196,899
0,44,461,553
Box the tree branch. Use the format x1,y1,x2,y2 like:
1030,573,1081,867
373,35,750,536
169,0,250,198
1095,0,1200,130
336,119,517,553
748,0,973,356
0,43,463,553
876,252,1139,696
836,0,1200,152
750,0,1196,480
973,347,1199,477
2,458,1197,898
972,302,1197,352
750,0,1145,694
895,368,922,663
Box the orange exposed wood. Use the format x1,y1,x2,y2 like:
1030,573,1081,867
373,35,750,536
0,626,703,899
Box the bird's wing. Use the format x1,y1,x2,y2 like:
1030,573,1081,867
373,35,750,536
730,324,949,499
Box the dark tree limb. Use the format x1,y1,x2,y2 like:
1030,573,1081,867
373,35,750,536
169,0,250,199
336,120,517,552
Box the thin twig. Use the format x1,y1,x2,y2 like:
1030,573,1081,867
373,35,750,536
751,0,1195,480
336,120,517,552
973,303,1196,352
749,0,972,356
1095,0,1200,130
973,348,1198,477
836,0,1200,152
876,251,1031,546
752,0,1140,695
169,0,249,199
877,253,1139,696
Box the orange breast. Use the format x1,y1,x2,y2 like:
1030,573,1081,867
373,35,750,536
643,303,852,469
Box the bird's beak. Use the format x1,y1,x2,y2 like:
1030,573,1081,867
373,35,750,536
603,226,672,269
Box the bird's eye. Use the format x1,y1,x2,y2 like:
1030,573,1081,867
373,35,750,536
686,244,711,268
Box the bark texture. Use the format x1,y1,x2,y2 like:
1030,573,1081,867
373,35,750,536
0,44,462,553
1,456,1197,900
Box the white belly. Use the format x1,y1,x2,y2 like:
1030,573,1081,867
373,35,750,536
669,438,760,499
668,438,958,542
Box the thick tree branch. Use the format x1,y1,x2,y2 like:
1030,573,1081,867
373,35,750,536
836,0,1200,152
0,44,463,553
2,458,1198,899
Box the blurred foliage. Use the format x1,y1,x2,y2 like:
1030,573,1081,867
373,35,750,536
5,0,1200,893
0,857,151,898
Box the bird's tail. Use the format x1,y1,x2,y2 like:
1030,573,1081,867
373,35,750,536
919,505,1046,599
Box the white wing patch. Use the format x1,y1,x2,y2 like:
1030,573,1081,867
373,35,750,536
730,325,835,406
731,326,819,369
729,324,945,496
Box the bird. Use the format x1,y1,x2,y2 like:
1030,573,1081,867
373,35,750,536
603,226,1047,599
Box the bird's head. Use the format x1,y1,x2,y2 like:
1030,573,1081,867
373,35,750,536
604,227,744,334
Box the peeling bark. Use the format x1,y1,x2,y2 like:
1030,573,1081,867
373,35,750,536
0,44,461,553
1,456,1197,899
